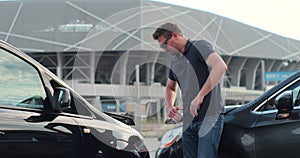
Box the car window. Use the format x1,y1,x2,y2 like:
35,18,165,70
0,48,46,109
258,79,300,112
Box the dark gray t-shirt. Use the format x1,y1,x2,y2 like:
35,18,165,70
169,40,225,123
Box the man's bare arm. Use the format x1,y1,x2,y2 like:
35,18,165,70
190,52,227,117
199,52,227,98
165,78,177,109
166,79,182,121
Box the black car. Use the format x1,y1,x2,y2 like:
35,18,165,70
0,40,149,158
156,71,300,158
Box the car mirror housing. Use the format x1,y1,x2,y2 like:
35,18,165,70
275,90,293,119
53,87,71,112
294,89,300,107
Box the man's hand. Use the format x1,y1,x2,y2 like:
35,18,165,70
168,106,183,122
190,95,204,117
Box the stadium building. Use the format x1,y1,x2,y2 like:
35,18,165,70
1,0,300,121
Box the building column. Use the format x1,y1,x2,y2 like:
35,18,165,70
230,58,247,86
90,51,95,84
245,59,260,89
56,52,63,79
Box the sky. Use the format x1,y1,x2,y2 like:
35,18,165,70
154,0,300,41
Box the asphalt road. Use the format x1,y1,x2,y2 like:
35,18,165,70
145,137,160,158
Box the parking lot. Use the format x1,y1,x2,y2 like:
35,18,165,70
145,137,160,158
141,123,179,158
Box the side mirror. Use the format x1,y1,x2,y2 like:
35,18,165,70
275,90,293,119
294,89,300,107
53,87,71,112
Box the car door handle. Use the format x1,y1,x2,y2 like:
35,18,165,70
0,131,5,137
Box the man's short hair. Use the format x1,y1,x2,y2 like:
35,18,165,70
152,22,183,40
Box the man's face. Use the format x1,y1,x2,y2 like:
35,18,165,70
158,35,179,55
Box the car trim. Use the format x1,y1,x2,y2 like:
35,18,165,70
59,112,94,120
0,104,43,113
252,77,300,115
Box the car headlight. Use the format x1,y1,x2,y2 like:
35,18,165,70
130,128,148,153
120,135,148,154
159,126,182,148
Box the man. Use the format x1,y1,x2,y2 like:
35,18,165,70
152,22,227,158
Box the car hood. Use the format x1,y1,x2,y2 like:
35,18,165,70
164,105,244,132
74,110,147,152
91,108,143,140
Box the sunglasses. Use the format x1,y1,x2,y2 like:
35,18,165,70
160,35,171,49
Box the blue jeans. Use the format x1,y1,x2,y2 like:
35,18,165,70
182,114,224,158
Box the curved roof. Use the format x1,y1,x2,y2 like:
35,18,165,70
0,0,299,61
